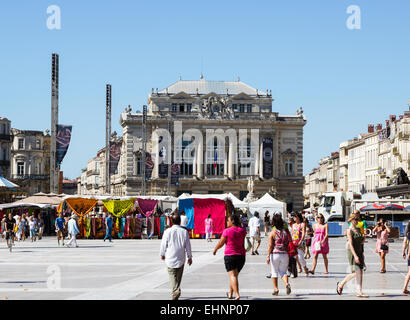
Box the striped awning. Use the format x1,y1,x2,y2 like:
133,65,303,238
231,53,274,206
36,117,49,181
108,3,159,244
0,176,19,188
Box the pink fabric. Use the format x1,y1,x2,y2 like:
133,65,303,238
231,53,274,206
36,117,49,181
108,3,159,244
205,218,213,233
312,225,329,254
193,199,225,235
136,199,158,217
222,227,247,256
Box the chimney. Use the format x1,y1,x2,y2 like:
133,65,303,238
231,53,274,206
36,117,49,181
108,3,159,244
389,115,396,122
376,123,382,131
368,124,374,133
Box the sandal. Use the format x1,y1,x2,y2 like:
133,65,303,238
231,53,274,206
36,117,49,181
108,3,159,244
309,270,315,275
356,293,369,298
403,289,410,295
233,296,241,300
336,282,343,295
226,292,234,299
286,284,291,295
272,290,279,296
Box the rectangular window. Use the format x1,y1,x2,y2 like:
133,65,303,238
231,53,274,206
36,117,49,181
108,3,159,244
232,104,238,111
36,139,41,150
247,104,252,113
171,103,177,112
187,104,192,113
18,138,24,149
17,162,24,175
239,104,245,113
179,104,185,112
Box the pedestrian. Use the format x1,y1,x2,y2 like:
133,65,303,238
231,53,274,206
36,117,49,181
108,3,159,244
5,213,15,248
15,216,23,241
291,212,309,276
213,214,246,300
104,213,113,242
38,218,44,240
248,212,261,255
20,214,27,242
267,214,291,295
29,216,37,242
309,213,329,274
336,213,368,298
304,218,313,259
205,214,213,242
180,210,188,230
287,215,297,278
240,212,248,232
402,221,410,294
66,215,80,248
264,211,271,236
160,213,192,300
55,213,65,246
374,218,390,273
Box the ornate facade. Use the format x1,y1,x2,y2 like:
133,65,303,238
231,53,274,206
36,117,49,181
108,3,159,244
116,79,306,211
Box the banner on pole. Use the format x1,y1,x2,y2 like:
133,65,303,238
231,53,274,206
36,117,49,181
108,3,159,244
145,153,154,180
263,137,273,179
56,125,72,166
171,163,180,185
109,141,122,175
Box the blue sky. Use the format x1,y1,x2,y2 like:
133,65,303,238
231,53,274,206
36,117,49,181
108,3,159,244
1,0,409,179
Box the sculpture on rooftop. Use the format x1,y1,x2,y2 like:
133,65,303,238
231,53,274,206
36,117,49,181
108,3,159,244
200,96,234,120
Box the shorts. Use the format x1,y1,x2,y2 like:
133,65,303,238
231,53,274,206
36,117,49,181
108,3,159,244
306,238,311,247
270,253,289,278
6,231,13,240
224,255,246,273
57,230,64,238
251,235,261,242
408,259,410,267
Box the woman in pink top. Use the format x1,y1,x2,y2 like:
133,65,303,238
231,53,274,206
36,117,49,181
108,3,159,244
309,214,329,275
374,218,390,273
213,214,246,300
205,214,213,242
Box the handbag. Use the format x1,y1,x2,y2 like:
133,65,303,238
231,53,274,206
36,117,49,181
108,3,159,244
244,236,252,252
314,241,321,252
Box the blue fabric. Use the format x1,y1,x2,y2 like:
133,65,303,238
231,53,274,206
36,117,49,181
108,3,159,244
56,217,64,230
179,199,195,230
106,217,113,228
160,216,165,235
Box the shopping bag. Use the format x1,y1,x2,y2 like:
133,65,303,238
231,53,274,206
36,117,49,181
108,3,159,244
244,236,252,252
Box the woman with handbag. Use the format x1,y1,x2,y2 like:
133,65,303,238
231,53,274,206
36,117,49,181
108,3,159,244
309,214,329,275
291,212,309,276
266,215,292,295
374,218,390,273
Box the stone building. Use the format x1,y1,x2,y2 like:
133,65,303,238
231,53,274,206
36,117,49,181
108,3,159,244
0,117,12,178
10,129,51,195
114,78,307,211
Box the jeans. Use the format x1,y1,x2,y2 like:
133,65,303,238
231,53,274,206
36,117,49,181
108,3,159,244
104,228,112,241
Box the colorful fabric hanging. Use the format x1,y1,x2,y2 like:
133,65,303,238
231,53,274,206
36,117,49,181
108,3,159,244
124,217,130,238
101,199,135,217
91,217,96,238
160,216,166,236
193,198,226,235
136,199,158,217
86,218,91,238
66,198,98,217
118,217,125,238
179,198,194,229
135,218,142,238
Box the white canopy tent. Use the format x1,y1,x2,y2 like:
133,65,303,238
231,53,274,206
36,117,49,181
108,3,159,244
248,193,287,220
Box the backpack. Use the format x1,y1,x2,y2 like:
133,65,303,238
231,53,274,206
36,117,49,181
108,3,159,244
286,229,298,257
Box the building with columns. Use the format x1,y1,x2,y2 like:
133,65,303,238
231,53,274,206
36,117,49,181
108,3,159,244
113,78,307,211
0,117,12,178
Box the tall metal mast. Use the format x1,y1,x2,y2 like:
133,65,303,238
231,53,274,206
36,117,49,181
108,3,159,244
105,84,112,195
50,53,59,194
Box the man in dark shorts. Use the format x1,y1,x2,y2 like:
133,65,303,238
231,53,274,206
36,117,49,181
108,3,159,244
5,213,15,248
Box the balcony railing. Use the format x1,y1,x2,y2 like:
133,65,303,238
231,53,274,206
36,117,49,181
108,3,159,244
0,134,11,141
12,174,49,180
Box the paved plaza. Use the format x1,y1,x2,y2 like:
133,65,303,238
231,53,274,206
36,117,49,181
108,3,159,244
0,236,409,300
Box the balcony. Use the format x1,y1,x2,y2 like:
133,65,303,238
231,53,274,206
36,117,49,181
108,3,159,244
0,160,10,167
0,134,12,142
12,174,49,180
86,169,100,176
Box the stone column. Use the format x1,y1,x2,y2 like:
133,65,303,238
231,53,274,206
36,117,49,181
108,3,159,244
259,139,264,179
228,141,235,179
197,138,203,179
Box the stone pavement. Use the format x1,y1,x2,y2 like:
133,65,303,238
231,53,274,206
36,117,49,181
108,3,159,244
0,236,408,300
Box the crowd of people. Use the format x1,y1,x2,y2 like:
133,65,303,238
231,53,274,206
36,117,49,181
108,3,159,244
160,209,410,300
1,212,46,247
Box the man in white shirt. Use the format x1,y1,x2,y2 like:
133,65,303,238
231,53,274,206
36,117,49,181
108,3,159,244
160,214,192,300
249,211,261,255
180,210,188,230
